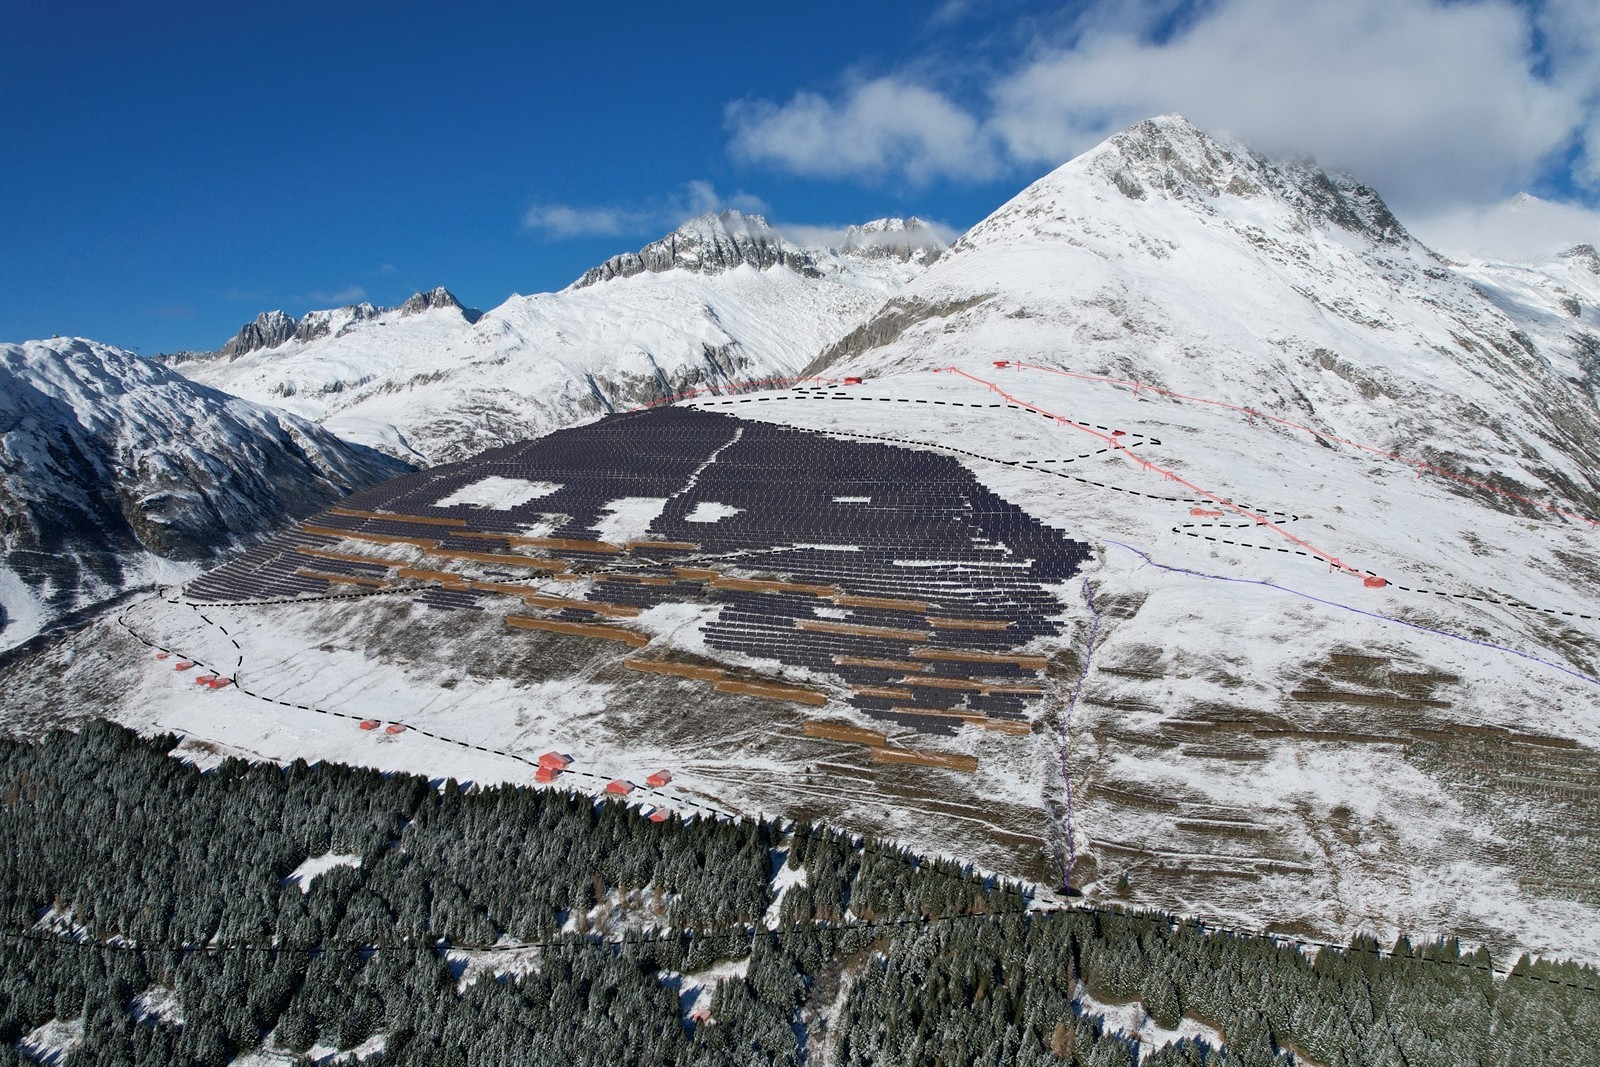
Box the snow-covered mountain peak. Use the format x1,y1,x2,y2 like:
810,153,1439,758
571,209,818,288
959,113,1407,255
218,309,299,358
399,286,480,320
837,217,948,264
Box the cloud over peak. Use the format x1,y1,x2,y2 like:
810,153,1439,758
524,181,767,240
722,0,1600,216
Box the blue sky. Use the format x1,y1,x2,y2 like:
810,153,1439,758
3,0,1598,354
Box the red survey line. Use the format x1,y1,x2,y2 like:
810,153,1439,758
996,360,1597,528
939,366,1368,577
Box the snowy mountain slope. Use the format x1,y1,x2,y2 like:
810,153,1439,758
12,365,1600,966
173,214,940,464
1452,243,1600,408
810,115,1600,519
6,116,1600,969
0,338,409,650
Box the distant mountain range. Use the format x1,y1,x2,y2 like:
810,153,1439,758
164,212,947,464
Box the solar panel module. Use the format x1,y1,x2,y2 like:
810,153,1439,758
186,407,1091,734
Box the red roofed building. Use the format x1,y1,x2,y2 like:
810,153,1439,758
605,779,635,796
646,770,672,788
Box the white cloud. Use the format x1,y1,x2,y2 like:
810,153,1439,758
987,0,1585,211
523,181,768,239
723,0,1600,217
776,218,958,250
305,285,367,304
726,77,1000,184
1407,193,1600,262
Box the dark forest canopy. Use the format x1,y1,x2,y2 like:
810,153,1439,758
0,722,1595,1066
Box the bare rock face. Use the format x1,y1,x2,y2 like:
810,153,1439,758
401,286,482,322
0,338,411,645
572,210,823,288
219,310,298,357
1044,114,1407,248
1560,244,1600,275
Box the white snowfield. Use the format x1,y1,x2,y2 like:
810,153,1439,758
6,115,1600,970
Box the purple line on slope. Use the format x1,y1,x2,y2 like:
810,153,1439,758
1103,540,1600,688
1059,576,1101,891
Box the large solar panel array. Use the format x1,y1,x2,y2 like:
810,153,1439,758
188,406,1091,735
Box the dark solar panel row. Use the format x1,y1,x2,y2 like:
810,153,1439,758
186,406,1089,735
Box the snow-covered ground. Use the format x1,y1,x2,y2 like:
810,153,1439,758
16,360,1599,967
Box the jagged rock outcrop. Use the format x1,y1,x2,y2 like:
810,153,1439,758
401,286,482,322
215,291,479,360
219,310,298,358
1560,244,1600,275
572,211,822,288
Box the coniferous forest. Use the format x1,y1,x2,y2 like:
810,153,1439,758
0,722,1596,1066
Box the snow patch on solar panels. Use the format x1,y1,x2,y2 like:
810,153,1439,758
592,497,671,543
833,495,871,503
684,501,744,523
434,476,561,510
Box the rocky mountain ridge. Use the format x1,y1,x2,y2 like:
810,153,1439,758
169,215,940,463
0,337,410,649
199,288,482,361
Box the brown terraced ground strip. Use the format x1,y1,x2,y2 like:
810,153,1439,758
452,531,625,554
1290,689,1451,709
713,679,830,706
468,580,641,617
622,658,728,682
712,576,839,598
301,525,440,550
892,705,988,723
925,617,1013,631
911,647,1049,670
869,747,979,773
834,594,929,612
326,507,468,527
834,655,929,672
797,619,933,642
976,720,1032,735
802,721,888,747
295,545,409,567
428,548,570,572
395,566,471,589
625,540,700,552
854,686,916,701
505,615,649,647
